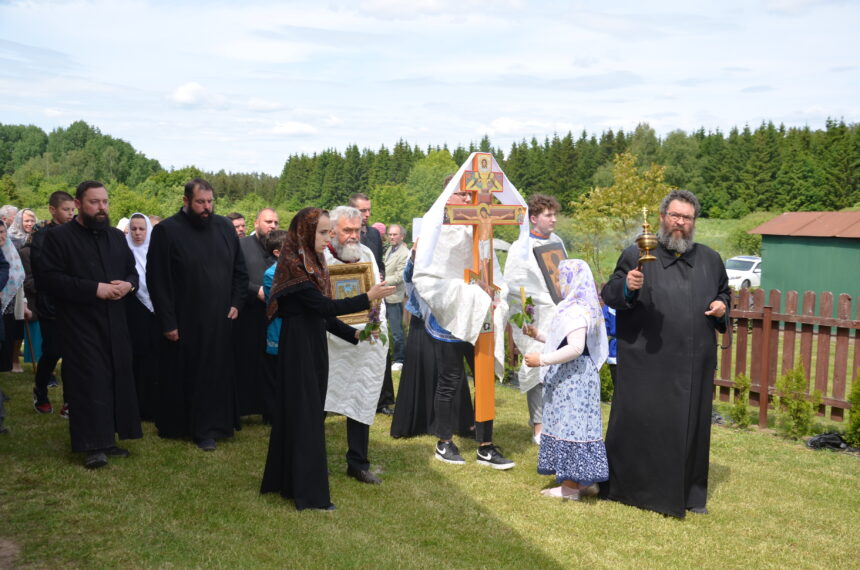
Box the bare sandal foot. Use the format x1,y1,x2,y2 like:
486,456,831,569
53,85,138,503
540,485,580,500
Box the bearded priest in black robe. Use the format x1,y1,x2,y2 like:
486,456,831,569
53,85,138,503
600,189,730,518
39,181,142,468
147,178,248,451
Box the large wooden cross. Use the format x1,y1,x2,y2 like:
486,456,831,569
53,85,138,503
444,152,525,422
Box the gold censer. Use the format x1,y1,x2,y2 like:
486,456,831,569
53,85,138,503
635,207,657,270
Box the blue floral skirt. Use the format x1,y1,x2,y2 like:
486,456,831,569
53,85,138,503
537,435,608,486
537,356,608,485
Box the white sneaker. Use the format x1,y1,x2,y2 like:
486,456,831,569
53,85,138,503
391,362,403,372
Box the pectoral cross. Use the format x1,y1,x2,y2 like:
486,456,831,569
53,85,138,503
443,152,525,422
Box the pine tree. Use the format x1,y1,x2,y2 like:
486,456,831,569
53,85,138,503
342,144,369,196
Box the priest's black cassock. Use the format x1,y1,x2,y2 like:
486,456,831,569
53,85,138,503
600,242,730,518
235,234,275,418
39,219,142,451
147,210,248,442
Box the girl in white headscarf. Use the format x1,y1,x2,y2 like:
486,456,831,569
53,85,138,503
524,258,609,500
8,208,37,250
125,213,159,420
0,221,29,372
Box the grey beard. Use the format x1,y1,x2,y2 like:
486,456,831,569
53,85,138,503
333,239,363,262
657,227,694,254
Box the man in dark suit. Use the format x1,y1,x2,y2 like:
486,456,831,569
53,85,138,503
349,193,384,278
348,193,394,414
236,208,279,421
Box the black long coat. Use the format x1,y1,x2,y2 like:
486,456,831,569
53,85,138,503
600,242,730,518
234,235,275,417
146,210,248,441
261,285,367,510
39,219,141,452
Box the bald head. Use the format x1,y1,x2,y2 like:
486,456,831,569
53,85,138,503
254,208,279,238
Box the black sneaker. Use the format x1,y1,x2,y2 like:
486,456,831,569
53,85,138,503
476,444,515,470
434,440,465,464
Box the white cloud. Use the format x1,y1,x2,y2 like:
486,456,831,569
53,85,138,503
248,98,285,112
271,121,318,135
480,117,579,137
43,107,63,117
356,0,524,20
170,82,205,106
324,115,343,126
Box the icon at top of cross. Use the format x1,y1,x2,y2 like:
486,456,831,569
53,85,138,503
461,153,504,204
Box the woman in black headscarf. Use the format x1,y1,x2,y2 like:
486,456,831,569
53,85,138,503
260,207,392,511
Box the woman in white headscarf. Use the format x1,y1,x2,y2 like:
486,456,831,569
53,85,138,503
524,258,609,500
0,221,29,373
125,213,159,421
8,208,37,250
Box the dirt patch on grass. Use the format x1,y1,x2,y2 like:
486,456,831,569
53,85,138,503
0,538,21,569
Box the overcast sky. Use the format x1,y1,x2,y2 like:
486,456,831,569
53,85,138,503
1,0,857,175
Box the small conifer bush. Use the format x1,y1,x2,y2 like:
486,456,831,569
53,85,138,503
773,366,821,440
729,374,752,428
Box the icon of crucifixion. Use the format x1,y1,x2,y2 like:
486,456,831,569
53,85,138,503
443,152,525,421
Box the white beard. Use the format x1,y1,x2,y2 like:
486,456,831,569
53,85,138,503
334,239,363,262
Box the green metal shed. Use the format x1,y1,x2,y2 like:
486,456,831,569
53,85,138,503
749,212,860,318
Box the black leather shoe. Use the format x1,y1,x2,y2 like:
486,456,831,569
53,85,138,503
197,439,216,451
85,452,108,469
377,407,395,416
687,506,709,515
347,467,382,484
103,446,130,458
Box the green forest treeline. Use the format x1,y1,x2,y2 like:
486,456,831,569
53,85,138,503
1,119,858,231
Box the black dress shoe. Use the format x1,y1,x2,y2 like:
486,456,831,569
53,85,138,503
103,446,130,458
687,506,709,515
197,439,216,451
84,452,108,469
347,467,382,484
377,407,395,416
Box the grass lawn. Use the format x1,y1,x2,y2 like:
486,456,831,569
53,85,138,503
1,369,859,569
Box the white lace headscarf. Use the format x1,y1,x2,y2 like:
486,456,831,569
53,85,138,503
540,259,608,380
0,222,25,312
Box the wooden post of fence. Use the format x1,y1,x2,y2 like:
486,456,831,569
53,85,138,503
831,294,852,421
758,304,774,429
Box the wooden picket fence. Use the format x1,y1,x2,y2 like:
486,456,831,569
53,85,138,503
714,289,859,427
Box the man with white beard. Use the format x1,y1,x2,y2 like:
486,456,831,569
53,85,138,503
324,206,388,485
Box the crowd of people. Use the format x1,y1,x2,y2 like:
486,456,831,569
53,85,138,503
0,176,729,519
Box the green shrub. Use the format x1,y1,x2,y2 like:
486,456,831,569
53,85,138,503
728,228,762,255
599,364,614,403
728,374,752,428
772,366,821,440
843,371,860,447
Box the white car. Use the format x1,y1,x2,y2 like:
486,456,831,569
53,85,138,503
725,255,762,289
